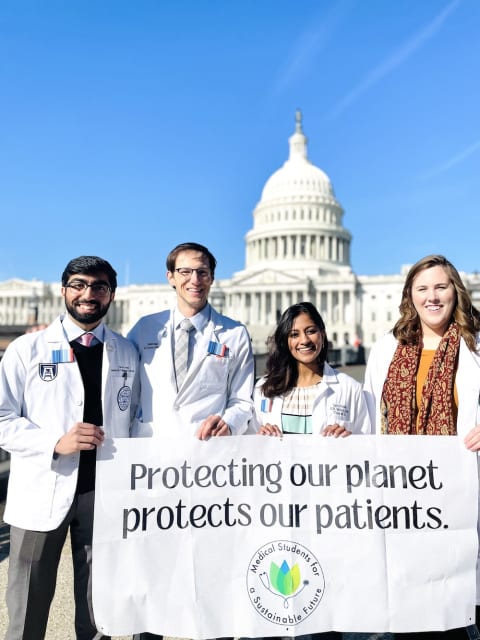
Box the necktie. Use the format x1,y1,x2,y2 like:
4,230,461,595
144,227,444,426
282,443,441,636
174,318,194,390
78,332,95,347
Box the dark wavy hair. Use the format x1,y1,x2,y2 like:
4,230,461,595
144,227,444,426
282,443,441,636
261,302,329,398
393,254,480,351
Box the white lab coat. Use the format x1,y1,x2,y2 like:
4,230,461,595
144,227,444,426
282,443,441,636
363,331,480,603
250,362,370,434
0,315,140,531
127,305,254,436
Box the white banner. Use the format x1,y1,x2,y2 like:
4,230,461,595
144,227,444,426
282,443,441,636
93,434,478,637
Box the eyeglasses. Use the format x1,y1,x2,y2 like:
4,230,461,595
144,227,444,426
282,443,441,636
174,268,212,280
65,280,111,295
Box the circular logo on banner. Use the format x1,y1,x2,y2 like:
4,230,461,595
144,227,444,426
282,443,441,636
117,385,131,411
246,539,325,632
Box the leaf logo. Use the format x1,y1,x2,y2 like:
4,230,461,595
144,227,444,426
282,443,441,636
270,560,301,596
247,541,325,625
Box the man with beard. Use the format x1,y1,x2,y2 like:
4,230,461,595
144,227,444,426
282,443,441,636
0,255,139,640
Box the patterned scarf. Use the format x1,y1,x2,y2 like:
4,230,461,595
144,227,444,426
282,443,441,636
380,322,460,435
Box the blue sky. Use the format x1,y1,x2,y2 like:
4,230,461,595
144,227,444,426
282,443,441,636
0,0,479,285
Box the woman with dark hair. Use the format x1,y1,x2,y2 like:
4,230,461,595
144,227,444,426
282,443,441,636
364,254,480,640
251,301,369,437
246,302,368,640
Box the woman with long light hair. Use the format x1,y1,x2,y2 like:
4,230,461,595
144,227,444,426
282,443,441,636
364,254,480,640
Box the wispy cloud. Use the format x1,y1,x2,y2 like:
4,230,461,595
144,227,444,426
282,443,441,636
271,0,355,95
328,0,461,118
421,138,480,179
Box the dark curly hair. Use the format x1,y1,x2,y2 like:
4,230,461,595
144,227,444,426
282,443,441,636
261,301,329,398
393,254,480,351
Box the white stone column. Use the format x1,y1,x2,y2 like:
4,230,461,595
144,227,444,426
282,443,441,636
260,292,265,325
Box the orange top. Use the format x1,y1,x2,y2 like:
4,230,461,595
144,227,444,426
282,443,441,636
416,350,458,432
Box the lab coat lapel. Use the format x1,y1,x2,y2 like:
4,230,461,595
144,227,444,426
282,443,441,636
161,313,177,389
456,338,480,436
179,315,214,390
45,315,70,347
310,364,338,433
312,363,337,402
43,316,83,404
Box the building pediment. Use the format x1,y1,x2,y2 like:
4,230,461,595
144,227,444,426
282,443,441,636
230,268,306,286
0,278,40,292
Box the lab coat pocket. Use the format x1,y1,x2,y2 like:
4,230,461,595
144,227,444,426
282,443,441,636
198,354,230,389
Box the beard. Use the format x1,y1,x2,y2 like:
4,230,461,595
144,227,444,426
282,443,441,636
65,298,111,325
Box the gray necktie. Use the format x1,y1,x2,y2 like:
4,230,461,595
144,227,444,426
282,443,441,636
175,318,194,390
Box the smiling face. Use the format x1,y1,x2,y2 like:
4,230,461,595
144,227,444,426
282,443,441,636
61,271,115,330
411,265,456,339
167,249,213,316
287,312,324,367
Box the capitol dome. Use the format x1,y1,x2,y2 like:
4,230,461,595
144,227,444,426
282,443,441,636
244,110,352,275
261,112,335,201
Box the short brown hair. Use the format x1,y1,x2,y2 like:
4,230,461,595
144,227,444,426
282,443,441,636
166,242,217,277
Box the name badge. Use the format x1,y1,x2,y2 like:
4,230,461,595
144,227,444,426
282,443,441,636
331,404,349,421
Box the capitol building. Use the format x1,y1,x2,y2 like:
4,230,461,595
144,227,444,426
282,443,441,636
1,112,479,360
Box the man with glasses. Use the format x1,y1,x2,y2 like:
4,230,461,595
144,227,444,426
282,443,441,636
128,241,254,440
128,242,254,638
0,255,139,640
